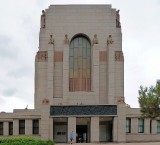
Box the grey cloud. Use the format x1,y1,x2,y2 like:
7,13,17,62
7,65,33,79
0,35,18,60
2,88,17,97
0,98,5,105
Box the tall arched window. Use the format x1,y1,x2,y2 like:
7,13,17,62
69,35,91,91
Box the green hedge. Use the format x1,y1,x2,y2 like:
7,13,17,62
0,136,54,145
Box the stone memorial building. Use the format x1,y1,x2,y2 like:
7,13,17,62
0,4,160,143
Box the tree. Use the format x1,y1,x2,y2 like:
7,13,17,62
138,81,160,119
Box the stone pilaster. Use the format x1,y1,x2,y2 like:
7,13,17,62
107,43,115,104
47,44,54,99
35,50,48,109
49,118,53,140
151,120,157,134
117,105,126,142
114,51,124,104
113,117,118,142
3,122,8,136
13,119,18,135
90,117,99,142
131,118,138,134
39,119,41,135
63,44,69,104
144,118,150,134
92,44,99,103
68,117,76,142
25,119,32,135
34,58,38,109
41,105,50,140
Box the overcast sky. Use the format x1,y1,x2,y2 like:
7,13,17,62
0,0,160,112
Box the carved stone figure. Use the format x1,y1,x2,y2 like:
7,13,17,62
116,10,121,28
93,34,98,45
64,34,69,44
41,10,46,28
107,35,114,45
48,35,54,44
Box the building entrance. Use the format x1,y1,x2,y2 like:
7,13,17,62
76,117,90,143
99,117,113,142
53,118,68,143
76,125,87,143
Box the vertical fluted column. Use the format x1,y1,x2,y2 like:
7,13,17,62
113,117,118,142
107,43,115,104
117,104,126,142
63,44,69,104
13,119,18,135
3,122,8,135
40,104,50,140
68,117,76,142
92,44,99,103
47,44,54,99
91,117,99,142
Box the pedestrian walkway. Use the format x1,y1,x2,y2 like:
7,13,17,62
55,142,160,145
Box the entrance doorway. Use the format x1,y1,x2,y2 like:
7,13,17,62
53,118,68,143
99,117,113,142
76,125,87,143
76,117,90,143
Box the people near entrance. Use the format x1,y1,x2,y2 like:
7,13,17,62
76,132,87,143
77,132,83,143
76,133,78,143
78,132,82,143
83,132,87,143
70,131,74,144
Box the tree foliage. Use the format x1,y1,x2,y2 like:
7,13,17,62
138,82,160,119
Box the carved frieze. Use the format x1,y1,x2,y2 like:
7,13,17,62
54,51,63,62
36,51,48,62
99,51,107,62
115,51,124,61
50,105,117,116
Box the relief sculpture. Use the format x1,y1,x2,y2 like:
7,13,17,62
48,35,54,44
92,34,99,45
116,10,121,28
36,51,48,62
64,34,69,44
107,35,114,45
115,51,124,61
41,10,46,28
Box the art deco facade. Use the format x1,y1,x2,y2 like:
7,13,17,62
0,5,160,143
